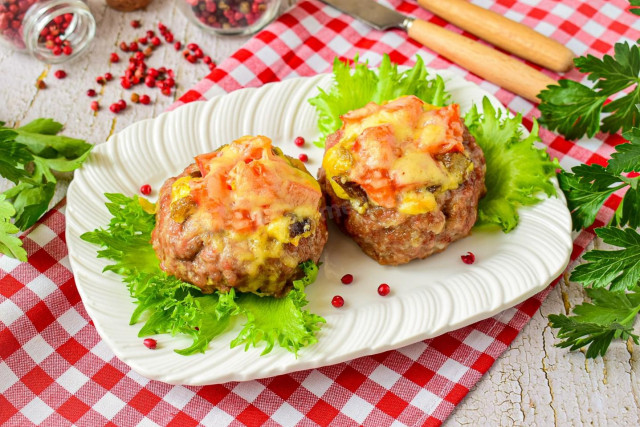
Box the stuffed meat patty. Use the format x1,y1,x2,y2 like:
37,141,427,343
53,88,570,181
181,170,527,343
319,95,486,265
152,135,328,297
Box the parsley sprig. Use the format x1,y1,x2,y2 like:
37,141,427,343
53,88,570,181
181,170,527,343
550,124,640,358
559,128,640,231
538,41,640,140
0,119,92,261
549,287,640,358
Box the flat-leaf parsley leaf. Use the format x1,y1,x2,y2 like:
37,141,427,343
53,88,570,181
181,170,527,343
538,41,640,140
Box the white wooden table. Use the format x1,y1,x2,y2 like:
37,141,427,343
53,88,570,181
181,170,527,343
1,0,638,424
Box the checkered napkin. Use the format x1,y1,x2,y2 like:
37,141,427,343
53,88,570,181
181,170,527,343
2,1,639,426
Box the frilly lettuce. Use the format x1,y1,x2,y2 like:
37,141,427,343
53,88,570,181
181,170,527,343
465,98,558,232
308,54,448,147
81,193,324,356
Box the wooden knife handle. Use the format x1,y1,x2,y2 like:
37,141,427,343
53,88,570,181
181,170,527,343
417,0,574,73
408,19,557,102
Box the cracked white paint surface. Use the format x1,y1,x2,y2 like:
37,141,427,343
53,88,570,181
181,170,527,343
2,0,637,424
448,239,640,426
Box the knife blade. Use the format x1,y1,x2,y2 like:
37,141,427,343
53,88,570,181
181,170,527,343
316,0,412,31
319,0,557,103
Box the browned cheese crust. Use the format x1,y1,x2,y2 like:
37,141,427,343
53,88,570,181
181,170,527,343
152,161,328,297
319,127,485,265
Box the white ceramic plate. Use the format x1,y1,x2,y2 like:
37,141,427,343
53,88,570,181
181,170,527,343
66,72,573,385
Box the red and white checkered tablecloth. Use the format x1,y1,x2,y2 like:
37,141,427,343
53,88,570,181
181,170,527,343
2,1,639,426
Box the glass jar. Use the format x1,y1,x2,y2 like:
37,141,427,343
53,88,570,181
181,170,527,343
0,0,96,63
176,0,282,36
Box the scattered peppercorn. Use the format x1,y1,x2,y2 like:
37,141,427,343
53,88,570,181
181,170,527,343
377,283,390,296
461,252,475,264
143,338,157,349
130,19,141,28
331,295,344,308
298,153,308,163
54,70,67,79
90,101,99,111
86,22,212,117
294,136,305,147
36,80,46,89
140,184,152,195
341,274,353,284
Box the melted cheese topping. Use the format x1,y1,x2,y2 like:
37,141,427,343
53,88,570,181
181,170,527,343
170,136,322,262
322,95,471,215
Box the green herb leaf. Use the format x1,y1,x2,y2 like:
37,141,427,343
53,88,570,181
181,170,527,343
538,80,606,140
0,195,26,261
631,0,640,15
0,119,93,254
11,182,55,230
18,118,64,135
538,41,640,139
558,164,623,230
34,149,93,173
559,126,640,230
0,129,32,184
464,97,558,232
549,286,640,358
570,227,640,292
308,54,448,147
13,124,91,158
608,128,640,174
82,193,325,356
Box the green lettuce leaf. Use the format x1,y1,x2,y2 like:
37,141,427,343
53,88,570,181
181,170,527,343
465,97,558,232
231,261,325,356
308,54,448,147
81,193,325,356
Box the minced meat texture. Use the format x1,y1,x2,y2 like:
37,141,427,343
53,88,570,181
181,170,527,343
319,126,485,265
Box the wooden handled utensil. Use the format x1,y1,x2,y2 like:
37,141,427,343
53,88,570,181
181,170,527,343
417,0,575,73
318,0,561,103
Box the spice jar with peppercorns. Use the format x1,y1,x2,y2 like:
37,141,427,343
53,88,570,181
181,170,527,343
0,0,96,63
176,0,282,36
